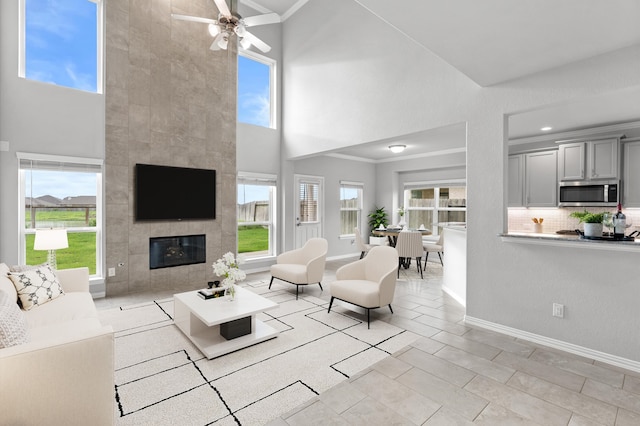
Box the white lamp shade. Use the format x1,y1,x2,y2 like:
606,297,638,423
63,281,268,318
218,34,229,49
34,229,69,251
208,23,221,37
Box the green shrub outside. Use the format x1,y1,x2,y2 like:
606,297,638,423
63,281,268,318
25,232,97,274
238,225,268,253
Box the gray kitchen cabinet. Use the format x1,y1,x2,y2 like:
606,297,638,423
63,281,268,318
558,142,585,180
508,154,524,207
558,138,619,181
623,141,640,207
590,138,618,179
525,150,557,207
509,151,557,207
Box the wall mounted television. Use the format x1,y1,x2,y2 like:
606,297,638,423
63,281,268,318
135,163,216,221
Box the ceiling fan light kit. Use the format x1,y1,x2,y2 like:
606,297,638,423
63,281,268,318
172,0,280,53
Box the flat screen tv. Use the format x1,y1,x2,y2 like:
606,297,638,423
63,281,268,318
135,163,216,221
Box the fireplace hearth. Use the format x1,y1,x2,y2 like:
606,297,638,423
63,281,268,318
149,234,206,269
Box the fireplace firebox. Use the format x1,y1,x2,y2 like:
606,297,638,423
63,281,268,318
149,234,205,269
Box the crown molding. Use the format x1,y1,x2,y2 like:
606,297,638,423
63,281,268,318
324,147,466,164
281,0,309,21
509,120,640,145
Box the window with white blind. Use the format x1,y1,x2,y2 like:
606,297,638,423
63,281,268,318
237,173,277,260
298,181,319,223
18,153,103,275
339,181,363,237
404,183,466,235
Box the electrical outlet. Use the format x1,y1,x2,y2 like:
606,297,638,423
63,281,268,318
553,303,564,318
108,267,116,277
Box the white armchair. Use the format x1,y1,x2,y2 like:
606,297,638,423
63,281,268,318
328,245,399,328
269,238,328,299
354,227,372,259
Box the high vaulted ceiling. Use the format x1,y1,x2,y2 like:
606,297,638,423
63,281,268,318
244,0,640,161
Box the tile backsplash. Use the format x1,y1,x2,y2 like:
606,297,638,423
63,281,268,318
508,207,640,234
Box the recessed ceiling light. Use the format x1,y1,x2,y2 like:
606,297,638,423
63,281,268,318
540,126,552,132
388,144,406,153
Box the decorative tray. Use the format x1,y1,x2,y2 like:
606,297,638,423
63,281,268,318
198,287,228,300
579,235,635,242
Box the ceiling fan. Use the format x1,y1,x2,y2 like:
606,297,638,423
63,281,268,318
172,0,280,53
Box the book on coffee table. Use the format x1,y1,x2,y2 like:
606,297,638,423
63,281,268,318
198,287,227,300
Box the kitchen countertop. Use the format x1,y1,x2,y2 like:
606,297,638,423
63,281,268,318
500,231,640,251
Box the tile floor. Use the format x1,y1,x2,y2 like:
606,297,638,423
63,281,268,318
96,258,640,426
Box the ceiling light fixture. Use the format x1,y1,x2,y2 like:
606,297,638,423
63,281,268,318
540,126,552,131
217,33,229,50
388,144,406,153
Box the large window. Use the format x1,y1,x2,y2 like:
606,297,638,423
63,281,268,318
21,0,102,93
237,173,277,260
237,52,275,128
405,184,466,235
18,154,103,275
339,182,363,237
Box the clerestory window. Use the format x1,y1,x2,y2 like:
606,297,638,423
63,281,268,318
20,0,102,93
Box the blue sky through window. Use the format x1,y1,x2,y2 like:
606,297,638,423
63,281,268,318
238,55,271,128
25,0,97,92
26,170,96,199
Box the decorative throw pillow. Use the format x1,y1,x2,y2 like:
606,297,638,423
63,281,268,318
0,290,30,348
8,265,65,310
9,263,48,273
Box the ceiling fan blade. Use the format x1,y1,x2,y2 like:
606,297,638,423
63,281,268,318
242,31,271,53
212,0,232,17
171,14,217,25
243,13,281,27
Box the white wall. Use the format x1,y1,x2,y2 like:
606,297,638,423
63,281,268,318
291,155,376,258
282,0,640,365
0,0,105,263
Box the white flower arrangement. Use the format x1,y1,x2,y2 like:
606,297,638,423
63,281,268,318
397,206,405,217
212,252,246,287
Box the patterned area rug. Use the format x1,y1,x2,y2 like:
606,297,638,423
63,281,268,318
99,279,420,425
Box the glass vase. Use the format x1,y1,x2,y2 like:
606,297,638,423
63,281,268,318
226,284,236,301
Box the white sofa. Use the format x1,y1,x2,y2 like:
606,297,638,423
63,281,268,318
0,263,114,426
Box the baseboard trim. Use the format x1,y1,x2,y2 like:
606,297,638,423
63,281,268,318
464,315,640,373
442,285,466,307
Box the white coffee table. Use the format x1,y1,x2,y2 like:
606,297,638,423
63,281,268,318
173,286,279,359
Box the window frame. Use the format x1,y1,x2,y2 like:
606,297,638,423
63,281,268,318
404,180,466,235
237,172,278,261
17,152,104,277
339,181,364,239
18,0,104,94
237,50,277,129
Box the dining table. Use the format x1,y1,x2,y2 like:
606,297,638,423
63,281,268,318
371,227,432,247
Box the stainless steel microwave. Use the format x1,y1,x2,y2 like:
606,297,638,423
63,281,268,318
558,180,619,207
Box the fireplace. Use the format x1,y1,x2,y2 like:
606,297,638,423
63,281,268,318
149,234,206,269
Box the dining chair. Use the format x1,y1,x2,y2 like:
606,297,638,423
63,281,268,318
423,233,444,268
395,231,424,279
354,227,372,259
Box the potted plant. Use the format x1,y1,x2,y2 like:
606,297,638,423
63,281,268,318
569,210,605,237
397,206,406,226
367,206,388,245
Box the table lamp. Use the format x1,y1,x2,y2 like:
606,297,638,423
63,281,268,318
34,228,68,270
